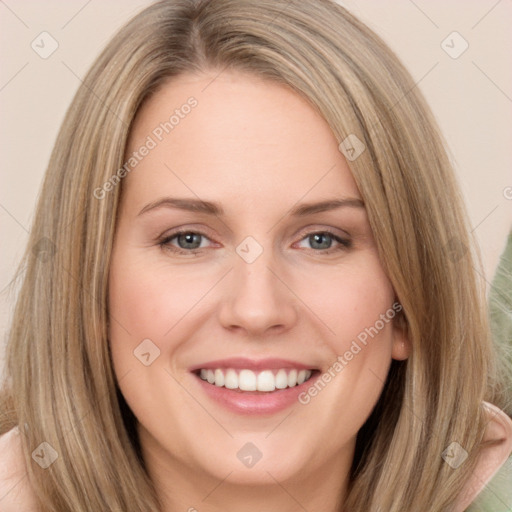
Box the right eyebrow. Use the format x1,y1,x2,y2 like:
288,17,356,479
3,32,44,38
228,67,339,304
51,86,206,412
138,197,224,217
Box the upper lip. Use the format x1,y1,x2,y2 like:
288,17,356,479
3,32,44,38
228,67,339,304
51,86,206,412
189,357,317,373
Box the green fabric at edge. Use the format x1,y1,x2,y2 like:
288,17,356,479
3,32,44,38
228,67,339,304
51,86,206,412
467,230,512,512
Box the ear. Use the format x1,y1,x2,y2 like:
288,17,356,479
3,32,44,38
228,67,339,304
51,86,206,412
454,401,512,511
391,305,410,361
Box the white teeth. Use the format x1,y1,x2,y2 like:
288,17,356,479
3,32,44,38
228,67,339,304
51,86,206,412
239,369,257,391
214,369,224,387
257,370,276,392
225,369,238,389
197,368,314,392
288,369,298,387
275,369,288,389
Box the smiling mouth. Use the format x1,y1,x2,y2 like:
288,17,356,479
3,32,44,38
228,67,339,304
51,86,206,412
195,368,318,393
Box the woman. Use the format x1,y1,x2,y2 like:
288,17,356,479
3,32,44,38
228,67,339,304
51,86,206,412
1,0,511,510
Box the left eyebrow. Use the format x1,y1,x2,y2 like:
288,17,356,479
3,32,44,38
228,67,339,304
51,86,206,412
289,198,365,216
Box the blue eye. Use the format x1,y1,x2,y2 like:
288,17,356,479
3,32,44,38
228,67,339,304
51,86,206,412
296,231,352,253
158,229,351,255
173,232,204,250
159,230,210,254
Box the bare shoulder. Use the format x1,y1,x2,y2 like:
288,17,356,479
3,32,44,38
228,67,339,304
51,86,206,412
0,427,39,511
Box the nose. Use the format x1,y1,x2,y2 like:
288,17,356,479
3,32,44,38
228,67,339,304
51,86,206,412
217,243,298,337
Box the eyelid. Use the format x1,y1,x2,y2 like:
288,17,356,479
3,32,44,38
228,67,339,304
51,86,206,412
157,224,217,241
293,224,351,241
158,227,217,252
158,224,352,254
292,228,352,253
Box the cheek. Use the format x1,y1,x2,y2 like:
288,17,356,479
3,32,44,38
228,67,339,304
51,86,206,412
295,279,396,469
295,253,396,356
107,253,200,448
108,253,206,351
292,254,396,419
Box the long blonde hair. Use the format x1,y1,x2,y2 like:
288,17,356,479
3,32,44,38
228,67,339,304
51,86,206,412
1,0,505,510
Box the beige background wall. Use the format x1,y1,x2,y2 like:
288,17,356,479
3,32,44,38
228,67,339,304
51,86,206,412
1,0,511,374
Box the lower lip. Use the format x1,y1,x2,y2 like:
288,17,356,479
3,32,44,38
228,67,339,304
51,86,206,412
192,372,320,415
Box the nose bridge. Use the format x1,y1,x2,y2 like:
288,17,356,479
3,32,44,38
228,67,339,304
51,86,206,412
235,236,276,291
217,234,297,334
233,234,282,305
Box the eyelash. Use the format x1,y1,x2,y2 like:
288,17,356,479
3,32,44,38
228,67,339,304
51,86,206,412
158,228,352,256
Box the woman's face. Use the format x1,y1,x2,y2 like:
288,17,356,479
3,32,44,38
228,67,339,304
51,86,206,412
108,70,408,492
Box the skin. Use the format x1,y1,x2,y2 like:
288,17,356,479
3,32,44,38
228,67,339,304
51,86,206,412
108,70,410,512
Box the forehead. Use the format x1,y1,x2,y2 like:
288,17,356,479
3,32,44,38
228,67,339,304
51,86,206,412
123,70,361,213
